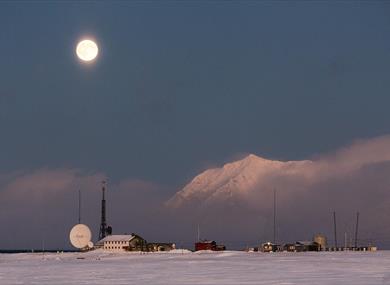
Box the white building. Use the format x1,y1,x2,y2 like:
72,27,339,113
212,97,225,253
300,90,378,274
99,234,146,252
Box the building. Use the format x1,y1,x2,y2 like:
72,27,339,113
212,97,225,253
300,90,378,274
261,242,281,252
313,234,327,251
295,241,320,252
148,243,176,252
98,234,175,252
283,241,320,252
195,240,226,251
283,243,297,252
99,234,147,252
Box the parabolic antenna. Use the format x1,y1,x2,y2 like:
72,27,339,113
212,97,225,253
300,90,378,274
69,224,92,249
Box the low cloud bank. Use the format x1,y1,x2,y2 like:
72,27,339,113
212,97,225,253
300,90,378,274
0,169,167,249
1,135,390,249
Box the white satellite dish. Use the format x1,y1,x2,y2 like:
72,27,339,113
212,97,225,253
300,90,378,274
69,224,92,249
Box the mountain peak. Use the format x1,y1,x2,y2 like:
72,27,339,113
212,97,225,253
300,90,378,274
166,154,308,209
242,153,276,164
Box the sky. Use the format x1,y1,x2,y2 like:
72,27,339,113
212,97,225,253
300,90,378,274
1,1,390,249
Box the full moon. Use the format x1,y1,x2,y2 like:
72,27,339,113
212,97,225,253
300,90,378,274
76,39,98,61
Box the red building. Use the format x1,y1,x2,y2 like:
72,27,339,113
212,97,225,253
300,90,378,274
195,240,226,251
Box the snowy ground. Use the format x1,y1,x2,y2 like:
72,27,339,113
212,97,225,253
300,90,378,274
1,250,390,285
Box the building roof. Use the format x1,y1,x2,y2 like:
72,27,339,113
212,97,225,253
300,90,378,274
99,234,136,243
261,242,278,246
196,240,216,244
296,241,317,246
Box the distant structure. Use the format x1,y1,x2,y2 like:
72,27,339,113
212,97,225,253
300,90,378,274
261,242,281,253
99,234,147,252
354,212,359,248
98,234,175,252
325,212,376,251
283,241,320,252
273,189,277,244
69,188,94,250
314,234,327,251
333,211,338,248
78,189,81,224
195,240,226,251
99,181,112,240
69,224,93,250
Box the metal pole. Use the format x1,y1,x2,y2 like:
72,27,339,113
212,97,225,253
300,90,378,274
354,212,359,248
78,189,81,224
333,211,338,249
344,232,347,249
273,189,276,244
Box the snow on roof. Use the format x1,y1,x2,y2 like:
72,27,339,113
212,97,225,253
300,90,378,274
196,240,215,244
99,235,136,242
297,241,316,246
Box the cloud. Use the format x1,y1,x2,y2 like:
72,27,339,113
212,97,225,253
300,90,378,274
309,135,390,179
1,135,390,250
0,169,105,249
0,169,166,249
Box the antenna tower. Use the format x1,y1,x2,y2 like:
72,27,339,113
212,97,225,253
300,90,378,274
78,189,81,224
273,189,276,244
98,181,107,240
333,211,338,248
354,212,360,248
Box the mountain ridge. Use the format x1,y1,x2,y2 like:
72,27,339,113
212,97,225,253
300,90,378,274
166,154,312,209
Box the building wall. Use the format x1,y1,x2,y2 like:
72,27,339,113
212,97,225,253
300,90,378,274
195,242,216,251
102,236,174,252
104,240,130,251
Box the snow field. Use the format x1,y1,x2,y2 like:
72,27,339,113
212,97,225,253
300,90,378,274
0,250,389,285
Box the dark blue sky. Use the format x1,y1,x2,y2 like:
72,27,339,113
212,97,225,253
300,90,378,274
1,1,390,188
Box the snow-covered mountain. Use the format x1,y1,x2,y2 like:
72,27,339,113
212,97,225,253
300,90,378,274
166,154,312,209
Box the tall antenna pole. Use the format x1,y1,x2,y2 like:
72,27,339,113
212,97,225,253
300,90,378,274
273,189,276,244
78,189,81,224
344,232,347,249
99,181,107,240
333,211,338,248
197,224,200,242
354,212,360,248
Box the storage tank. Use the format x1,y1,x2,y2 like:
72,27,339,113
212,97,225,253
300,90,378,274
314,234,327,251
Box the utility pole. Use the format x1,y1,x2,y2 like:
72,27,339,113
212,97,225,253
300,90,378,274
344,232,347,249
354,212,360,248
78,189,81,224
333,211,338,249
273,189,276,244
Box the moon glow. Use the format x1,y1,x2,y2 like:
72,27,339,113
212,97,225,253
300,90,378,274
76,39,98,61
